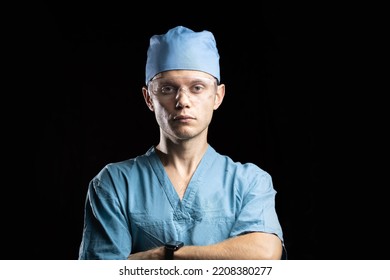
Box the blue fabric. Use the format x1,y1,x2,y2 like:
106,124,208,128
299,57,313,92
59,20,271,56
78,145,284,260
145,26,220,84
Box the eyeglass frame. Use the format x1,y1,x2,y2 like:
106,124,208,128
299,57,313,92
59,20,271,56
147,76,219,98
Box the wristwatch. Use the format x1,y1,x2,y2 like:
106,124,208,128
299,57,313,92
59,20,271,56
164,240,184,260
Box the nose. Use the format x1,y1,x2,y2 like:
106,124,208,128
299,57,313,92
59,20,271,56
175,87,190,108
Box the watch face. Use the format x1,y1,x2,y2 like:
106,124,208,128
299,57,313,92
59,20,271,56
165,241,184,250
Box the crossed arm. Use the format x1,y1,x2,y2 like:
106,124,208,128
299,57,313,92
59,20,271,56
127,232,283,260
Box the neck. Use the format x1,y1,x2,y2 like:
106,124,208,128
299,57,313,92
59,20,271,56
155,139,208,200
156,131,209,166
156,141,208,169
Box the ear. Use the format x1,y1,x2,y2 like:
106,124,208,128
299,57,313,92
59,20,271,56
213,84,225,110
142,86,154,111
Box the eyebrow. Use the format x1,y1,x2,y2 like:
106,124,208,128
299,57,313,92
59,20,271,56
159,77,214,83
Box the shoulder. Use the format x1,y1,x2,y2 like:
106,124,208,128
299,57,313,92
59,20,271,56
210,146,270,176
210,146,274,191
93,147,155,185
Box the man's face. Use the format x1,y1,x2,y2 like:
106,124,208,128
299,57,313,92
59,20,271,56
144,70,225,142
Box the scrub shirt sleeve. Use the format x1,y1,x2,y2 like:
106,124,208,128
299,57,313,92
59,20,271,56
78,177,131,260
230,165,284,243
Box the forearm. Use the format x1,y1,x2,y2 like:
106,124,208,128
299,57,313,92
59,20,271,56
175,232,283,260
127,232,283,260
127,247,165,260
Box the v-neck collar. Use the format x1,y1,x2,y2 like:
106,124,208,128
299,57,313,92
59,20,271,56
146,145,216,211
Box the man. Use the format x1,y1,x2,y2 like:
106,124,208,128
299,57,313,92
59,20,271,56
78,26,285,260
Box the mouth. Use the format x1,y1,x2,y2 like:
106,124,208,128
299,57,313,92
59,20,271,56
173,115,195,122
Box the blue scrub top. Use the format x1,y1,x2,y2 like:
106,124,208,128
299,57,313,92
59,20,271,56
79,145,284,259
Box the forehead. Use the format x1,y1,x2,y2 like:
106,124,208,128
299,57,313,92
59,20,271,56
152,70,215,80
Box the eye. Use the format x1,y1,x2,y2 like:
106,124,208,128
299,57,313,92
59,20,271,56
160,85,177,95
190,84,206,94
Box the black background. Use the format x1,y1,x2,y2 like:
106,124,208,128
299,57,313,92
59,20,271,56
6,1,388,260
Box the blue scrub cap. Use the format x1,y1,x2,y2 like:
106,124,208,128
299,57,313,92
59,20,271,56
145,26,220,84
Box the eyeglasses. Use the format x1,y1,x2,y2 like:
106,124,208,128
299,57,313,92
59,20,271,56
148,76,217,97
